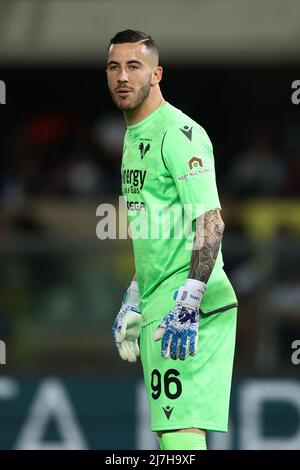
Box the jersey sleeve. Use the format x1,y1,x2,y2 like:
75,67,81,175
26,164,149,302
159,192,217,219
162,123,221,219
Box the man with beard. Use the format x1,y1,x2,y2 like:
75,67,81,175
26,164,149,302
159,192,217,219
107,30,238,450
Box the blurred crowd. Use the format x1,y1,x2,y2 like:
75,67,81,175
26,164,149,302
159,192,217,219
0,110,299,206
0,112,125,205
224,126,300,198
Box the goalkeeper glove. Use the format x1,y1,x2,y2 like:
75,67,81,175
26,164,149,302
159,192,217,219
112,280,142,363
153,278,206,360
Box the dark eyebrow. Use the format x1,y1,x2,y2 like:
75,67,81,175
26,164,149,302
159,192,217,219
107,60,143,66
127,60,143,66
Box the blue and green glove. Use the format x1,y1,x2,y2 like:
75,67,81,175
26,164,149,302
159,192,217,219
153,278,206,360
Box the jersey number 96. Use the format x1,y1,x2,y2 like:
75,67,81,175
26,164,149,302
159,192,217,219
151,369,182,400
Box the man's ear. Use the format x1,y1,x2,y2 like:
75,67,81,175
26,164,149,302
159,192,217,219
151,66,163,86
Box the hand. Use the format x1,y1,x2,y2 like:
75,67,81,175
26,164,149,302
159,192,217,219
153,279,206,360
112,281,142,363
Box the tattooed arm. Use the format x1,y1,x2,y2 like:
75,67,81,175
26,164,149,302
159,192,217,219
188,209,225,283
153,209,224,358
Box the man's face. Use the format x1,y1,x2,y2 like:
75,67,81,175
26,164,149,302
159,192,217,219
106,42,157,112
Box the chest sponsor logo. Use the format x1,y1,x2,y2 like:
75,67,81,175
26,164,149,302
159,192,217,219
188,157,202,169
177,156,212,181
139,142,151,159
127,201,146,212
122,169,146,194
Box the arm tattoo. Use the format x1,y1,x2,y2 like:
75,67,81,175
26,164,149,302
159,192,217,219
188,209,225,283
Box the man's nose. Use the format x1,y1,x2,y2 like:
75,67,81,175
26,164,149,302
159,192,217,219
118,67,129,83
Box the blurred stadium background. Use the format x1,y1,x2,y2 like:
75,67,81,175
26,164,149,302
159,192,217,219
0,0,300,450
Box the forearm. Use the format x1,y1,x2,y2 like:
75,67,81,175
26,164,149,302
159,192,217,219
188,209,225,283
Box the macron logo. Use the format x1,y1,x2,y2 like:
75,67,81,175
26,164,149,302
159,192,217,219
180,125,193,141
162,405,174,420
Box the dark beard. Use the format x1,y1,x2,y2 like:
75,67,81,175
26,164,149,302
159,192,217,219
111,80,151,112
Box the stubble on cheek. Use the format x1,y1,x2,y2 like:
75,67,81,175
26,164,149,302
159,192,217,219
111,90,136,110
108,74,152,111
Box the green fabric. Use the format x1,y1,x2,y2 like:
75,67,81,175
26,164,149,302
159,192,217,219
122,101,237,327
157,436,164,450
140,307,237,433
162,432,207,450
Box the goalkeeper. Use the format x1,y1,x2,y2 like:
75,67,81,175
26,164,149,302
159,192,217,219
108,30,238,451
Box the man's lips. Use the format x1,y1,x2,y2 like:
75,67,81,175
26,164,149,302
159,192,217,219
116,89,133,97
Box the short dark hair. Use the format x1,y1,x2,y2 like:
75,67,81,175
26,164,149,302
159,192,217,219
108,29,159,62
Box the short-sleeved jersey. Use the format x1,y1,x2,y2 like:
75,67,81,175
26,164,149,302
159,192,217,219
121,101,237,326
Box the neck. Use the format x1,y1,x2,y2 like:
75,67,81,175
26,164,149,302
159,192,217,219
123,89,165,126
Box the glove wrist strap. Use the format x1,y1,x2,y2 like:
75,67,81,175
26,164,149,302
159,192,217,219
186,278,206,294
177,278,206,308
124,280,140,307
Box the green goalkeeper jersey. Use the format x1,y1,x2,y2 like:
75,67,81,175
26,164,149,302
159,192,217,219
121,101,238,326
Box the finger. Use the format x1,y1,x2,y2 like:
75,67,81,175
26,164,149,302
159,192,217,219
162,331,172,358
186,336,191,356
127,341,139,363
153,327,165,342
132,340,140,358
118,342,129,361
170,335,180,360
123,340,137,363
189,332,198,356
179,333,188,360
